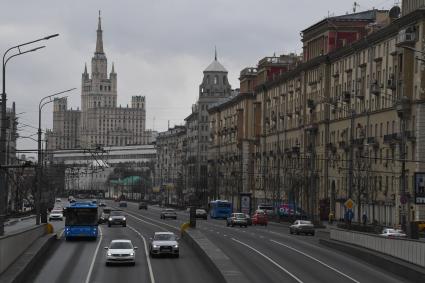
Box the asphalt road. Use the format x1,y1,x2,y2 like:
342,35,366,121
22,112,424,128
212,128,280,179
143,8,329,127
32,201,218,283
115,201,412,283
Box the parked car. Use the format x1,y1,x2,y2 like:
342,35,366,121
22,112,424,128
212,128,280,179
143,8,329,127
105,239,137,266
245,214,252,225
380,228,407,238
257,204,275,216
226,213,248,227
138,202,148,210
160,209,177,219
149,232,179,258
195,209,208,220
119,201,127,208
108,210,126,227
252,210,268,226
49,209,64,221
289,220,315,236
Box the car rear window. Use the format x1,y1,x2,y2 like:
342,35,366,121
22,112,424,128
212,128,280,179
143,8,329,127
235,213,245,218
300,221,312,225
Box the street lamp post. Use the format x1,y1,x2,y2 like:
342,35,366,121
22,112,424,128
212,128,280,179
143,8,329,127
36,88,75,225
0,33,58,235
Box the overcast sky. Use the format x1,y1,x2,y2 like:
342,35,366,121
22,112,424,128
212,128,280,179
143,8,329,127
0,0,396,152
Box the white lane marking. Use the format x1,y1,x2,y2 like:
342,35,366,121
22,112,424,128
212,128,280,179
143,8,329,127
128,225,156,283
270,240,360,283
57,228,65,239
85,227,103,283
126,213,170,232
112,205,179,231
232,238,303,283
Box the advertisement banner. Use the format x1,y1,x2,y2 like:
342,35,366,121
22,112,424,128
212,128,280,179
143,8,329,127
415,173,425,204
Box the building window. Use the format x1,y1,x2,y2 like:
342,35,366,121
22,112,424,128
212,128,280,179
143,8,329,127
214,76,218,84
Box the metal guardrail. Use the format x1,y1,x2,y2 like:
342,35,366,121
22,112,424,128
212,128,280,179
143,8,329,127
330,228,425,267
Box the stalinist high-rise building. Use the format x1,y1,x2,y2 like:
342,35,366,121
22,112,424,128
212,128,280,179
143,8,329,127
47,13,147,150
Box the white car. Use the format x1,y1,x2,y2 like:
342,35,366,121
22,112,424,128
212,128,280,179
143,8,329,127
49,209,63,221
380,228,407,238
149,232,179,257
105,239,137,266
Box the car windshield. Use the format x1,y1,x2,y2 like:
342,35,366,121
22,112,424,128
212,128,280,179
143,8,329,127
196,209,206,213
110,241,132,249
110,211,123,216
154,234,175,241
103,208,111,213
235,213,245,218
165,209,175,212
51,210,62,214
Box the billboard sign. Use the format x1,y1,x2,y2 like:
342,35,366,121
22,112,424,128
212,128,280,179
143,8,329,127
415,173,425,204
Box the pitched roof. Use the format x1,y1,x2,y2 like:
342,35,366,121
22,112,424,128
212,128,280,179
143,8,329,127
204,59,228,73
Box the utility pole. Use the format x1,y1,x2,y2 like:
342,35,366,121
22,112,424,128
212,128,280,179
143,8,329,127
397,96,410,232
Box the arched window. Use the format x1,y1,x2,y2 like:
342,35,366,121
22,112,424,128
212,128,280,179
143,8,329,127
223,76,226,84
214,76,218,84
100,85,103,91
206,76,210,84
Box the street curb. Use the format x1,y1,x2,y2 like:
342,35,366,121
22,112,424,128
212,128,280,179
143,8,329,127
182,228,249,283
0,234,57,283
319,238,425,282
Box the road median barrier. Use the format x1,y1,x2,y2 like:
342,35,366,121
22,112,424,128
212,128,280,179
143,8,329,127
182,227,248,283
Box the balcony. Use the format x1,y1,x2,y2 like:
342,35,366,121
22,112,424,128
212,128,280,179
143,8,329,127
396,28,417,47
305,123,318,134
338,140,349,151
370,81,381,95
383,133,399,144
353,138,364,147
366,137,379,148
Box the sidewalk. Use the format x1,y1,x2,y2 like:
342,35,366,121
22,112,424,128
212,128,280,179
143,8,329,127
4,216,36,235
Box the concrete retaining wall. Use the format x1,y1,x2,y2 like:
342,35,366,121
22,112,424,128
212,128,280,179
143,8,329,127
330,228,425,267
0,224,47,274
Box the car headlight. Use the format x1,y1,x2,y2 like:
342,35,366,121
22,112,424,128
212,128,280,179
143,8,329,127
107,252,112,256
130,252,134,256
108,218,112,221
123,217,126,221
153,245,159,248
174,245,179,248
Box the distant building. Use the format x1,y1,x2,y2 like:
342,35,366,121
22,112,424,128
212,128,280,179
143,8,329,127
46,13,148,151
184,50,233,204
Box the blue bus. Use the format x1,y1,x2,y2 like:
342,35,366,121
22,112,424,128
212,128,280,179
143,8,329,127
64,202,99,240
209,200,232,219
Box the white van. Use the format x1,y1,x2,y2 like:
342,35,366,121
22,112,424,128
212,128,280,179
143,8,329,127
257,204,274,215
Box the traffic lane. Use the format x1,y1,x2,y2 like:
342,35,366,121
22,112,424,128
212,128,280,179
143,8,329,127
199,220,409,283
119,205,301,283
197,224,302,283
124,211,219,283
90,223,150,283
33,229,101,283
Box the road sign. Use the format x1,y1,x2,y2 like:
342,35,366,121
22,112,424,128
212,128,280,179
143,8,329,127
344,198,355,209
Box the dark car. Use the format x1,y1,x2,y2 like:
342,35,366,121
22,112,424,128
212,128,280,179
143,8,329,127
138,202,148,210
99,207,112,224
119,201,127,208
226,213,248,227
195,209,208,220
289,220,315,236
108,210,126,227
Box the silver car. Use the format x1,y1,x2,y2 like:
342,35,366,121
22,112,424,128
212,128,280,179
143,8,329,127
149,232,179,258
160,209,177,220
49,209,63,221
105,239,137,266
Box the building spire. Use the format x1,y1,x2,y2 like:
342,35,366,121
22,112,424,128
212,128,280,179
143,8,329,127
95,10,104,54
214,46,217,61
111,62,115,73
84,62,87,74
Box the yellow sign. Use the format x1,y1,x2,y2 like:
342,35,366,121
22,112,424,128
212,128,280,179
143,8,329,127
344,198,355,209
